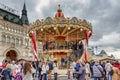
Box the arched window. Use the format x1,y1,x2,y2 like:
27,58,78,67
19,39,23,45
1,35,6,42
6,36,10,43
11,37,15,43
16,38,19,44
25,39,29,47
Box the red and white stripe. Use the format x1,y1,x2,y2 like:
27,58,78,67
84,30,90,47
83,46,87,62
31,31,38,61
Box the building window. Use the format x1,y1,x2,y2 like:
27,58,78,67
6,36,10,43
5,26,8,30
1,35,6,42
16,38,19,44
25,39,29,47
19,39,23,45
14,29,16,32
9,28,10,31
11,37,15,43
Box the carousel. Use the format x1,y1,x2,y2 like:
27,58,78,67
28,5,93,65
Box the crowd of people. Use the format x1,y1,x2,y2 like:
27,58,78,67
70,60,120,80
0,59,120,80
0,59,58,80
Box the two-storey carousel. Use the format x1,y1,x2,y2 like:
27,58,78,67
28,5,92,65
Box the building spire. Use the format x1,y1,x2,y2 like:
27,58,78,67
21,2,29,25
23,2,26,11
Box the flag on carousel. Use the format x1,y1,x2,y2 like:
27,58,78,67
31,31,38,61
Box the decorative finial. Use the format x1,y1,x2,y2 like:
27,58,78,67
58,4,60,9
58,4,62,12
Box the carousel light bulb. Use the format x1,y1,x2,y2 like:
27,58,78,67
54,27,56,30
27,34,29,36
41,28,43,31
80,28,83,31
68,27,70,30
89,31,91,33
31,31,33,33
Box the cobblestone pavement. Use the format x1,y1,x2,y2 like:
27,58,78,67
33,74,94,80
51,75,93,80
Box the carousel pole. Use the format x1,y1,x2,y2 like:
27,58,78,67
83,30,90,62
30,31,38,61
45,29,47,61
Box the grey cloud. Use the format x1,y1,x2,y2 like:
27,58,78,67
0,0,120,53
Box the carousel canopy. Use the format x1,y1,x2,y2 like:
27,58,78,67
28,5,92,43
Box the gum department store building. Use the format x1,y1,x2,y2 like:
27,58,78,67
0,3,42,62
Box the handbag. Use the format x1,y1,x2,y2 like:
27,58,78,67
109,69,113,75
73,72,80,79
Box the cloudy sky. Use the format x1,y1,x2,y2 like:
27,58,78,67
0,0,120,58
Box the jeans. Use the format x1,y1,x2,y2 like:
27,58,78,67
54,73,57,80
40,75,43,80
43,73,47,80
106,72,112,80
94,77,102,80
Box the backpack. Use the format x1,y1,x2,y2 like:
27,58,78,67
14,72,23,80
75,63,80,71
48,62,53,70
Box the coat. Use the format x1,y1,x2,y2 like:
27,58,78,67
1,68,13,80
78,66,86,80
112,67,120,80
23,72,32,80
93,62,103,77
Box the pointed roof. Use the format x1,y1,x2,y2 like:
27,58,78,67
21,2,29,25
109,54,115,59
23,3,26,11
99,50,107,55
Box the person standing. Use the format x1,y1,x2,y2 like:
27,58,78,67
42,61,49,80
112,65,120,80
37,62,42,80
40,62,43,80
75,62,86,80
61,57,65,68
105,61,113,80
67,65,71,79
23,62,33,80
11,60,17,79
1,63,13,80
14,65,23,80
85,61,90,80
48,60,53,80
53,60,58,80
93,62,103,80
71,61,76,79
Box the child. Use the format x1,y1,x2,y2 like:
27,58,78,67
67,65,71,79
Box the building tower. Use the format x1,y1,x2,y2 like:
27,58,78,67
21,3,29,25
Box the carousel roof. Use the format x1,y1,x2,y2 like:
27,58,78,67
29,5,93,42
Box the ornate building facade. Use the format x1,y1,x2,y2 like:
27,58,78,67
0,3,41,62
